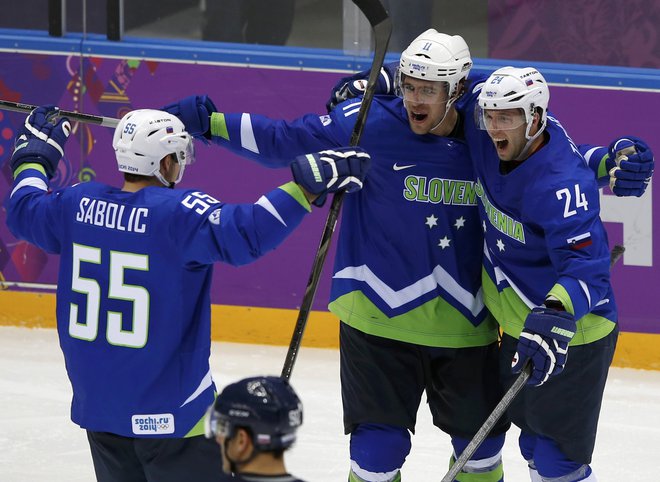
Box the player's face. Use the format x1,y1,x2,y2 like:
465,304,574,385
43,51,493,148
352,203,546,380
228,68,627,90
482,108,529,161
401,77,450,135
217,428,254,473
215,434,232,473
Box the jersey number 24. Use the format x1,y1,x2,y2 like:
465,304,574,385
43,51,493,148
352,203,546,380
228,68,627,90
556,183,588,218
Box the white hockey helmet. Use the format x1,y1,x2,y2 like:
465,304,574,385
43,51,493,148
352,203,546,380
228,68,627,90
112,109,194,186
478,66,550,139
396,29,473,101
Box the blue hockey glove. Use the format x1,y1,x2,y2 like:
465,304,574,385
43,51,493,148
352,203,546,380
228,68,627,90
606,136,654,197
10,105,71,179
325,62,397,112
511,307,576,387
291,147,371,207
161,94,217,142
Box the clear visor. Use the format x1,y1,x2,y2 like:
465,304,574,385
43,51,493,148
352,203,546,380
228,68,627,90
204,406,232,439
477,107,527,131
167,134,195,185
173,135,196,167
395,72,449,105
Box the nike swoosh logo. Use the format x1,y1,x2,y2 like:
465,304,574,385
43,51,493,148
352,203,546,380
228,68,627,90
393,163,416,171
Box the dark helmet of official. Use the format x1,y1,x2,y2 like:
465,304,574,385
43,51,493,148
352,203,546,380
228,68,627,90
205,376,303,452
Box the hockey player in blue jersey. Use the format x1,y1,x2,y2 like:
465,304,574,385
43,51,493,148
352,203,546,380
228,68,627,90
468,66,620,482
5,105,370,482
205,376,307,481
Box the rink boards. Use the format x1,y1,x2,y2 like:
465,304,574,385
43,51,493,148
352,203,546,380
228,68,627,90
0,31,658,369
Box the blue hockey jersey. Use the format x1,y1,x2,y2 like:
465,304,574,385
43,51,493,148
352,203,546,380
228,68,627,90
207,96,498,348
6,163,313,438
461,86,617,344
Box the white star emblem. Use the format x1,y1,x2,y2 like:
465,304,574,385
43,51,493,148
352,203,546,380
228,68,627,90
438,236,451,249
425,214,438,229
496,239,505,252
482,220,487,232
454,216,466,229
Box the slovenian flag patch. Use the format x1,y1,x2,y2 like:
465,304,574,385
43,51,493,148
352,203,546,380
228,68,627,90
567,232,592,250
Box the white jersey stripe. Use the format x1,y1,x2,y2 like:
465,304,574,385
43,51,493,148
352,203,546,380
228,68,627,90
579,279,592,308
343,106,361,117
10,176,48,198
180,369,212,407
380,67,391,93
484,242,537,310
240,113,259,153
342,101,362,111
582,146,601,166
333,263,485,316
256,195,287,226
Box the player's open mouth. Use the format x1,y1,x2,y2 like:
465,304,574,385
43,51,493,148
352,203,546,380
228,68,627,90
494,138,508,150
410,111,427,122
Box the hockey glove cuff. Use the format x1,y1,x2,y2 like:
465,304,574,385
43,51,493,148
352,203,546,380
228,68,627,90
291,147,371,207
512,307,576,387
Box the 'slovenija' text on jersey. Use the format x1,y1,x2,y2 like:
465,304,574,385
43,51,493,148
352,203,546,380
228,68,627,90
403,176,478,205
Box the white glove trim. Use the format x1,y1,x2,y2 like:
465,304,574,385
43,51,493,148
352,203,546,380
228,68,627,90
23,116,70,157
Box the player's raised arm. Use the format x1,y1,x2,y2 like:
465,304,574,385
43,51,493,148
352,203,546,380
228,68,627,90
6,105,71,253
185,147,371,267
162,94,352,167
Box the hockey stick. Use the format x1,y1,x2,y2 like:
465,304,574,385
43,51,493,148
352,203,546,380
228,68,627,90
280,0,391,381
0,100,120,128
441,243,626,482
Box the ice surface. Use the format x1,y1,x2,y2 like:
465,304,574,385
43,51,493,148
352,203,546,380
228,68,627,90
1,326,659,481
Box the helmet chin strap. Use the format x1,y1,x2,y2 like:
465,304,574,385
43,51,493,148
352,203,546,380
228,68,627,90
514,120,545,161
153,171,174,189
429,95,459,134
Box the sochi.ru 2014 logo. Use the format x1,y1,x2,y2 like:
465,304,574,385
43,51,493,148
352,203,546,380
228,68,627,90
132,414,175,435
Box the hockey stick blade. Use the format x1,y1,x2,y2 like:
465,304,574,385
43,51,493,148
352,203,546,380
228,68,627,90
441,364,531,482
0,100,119,128
348,0,392,147
610,244,625,267
280,0,392,381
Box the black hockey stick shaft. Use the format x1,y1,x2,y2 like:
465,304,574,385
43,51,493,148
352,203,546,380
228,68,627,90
441,243,626,481
0,100,120,128
280,0,391,381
